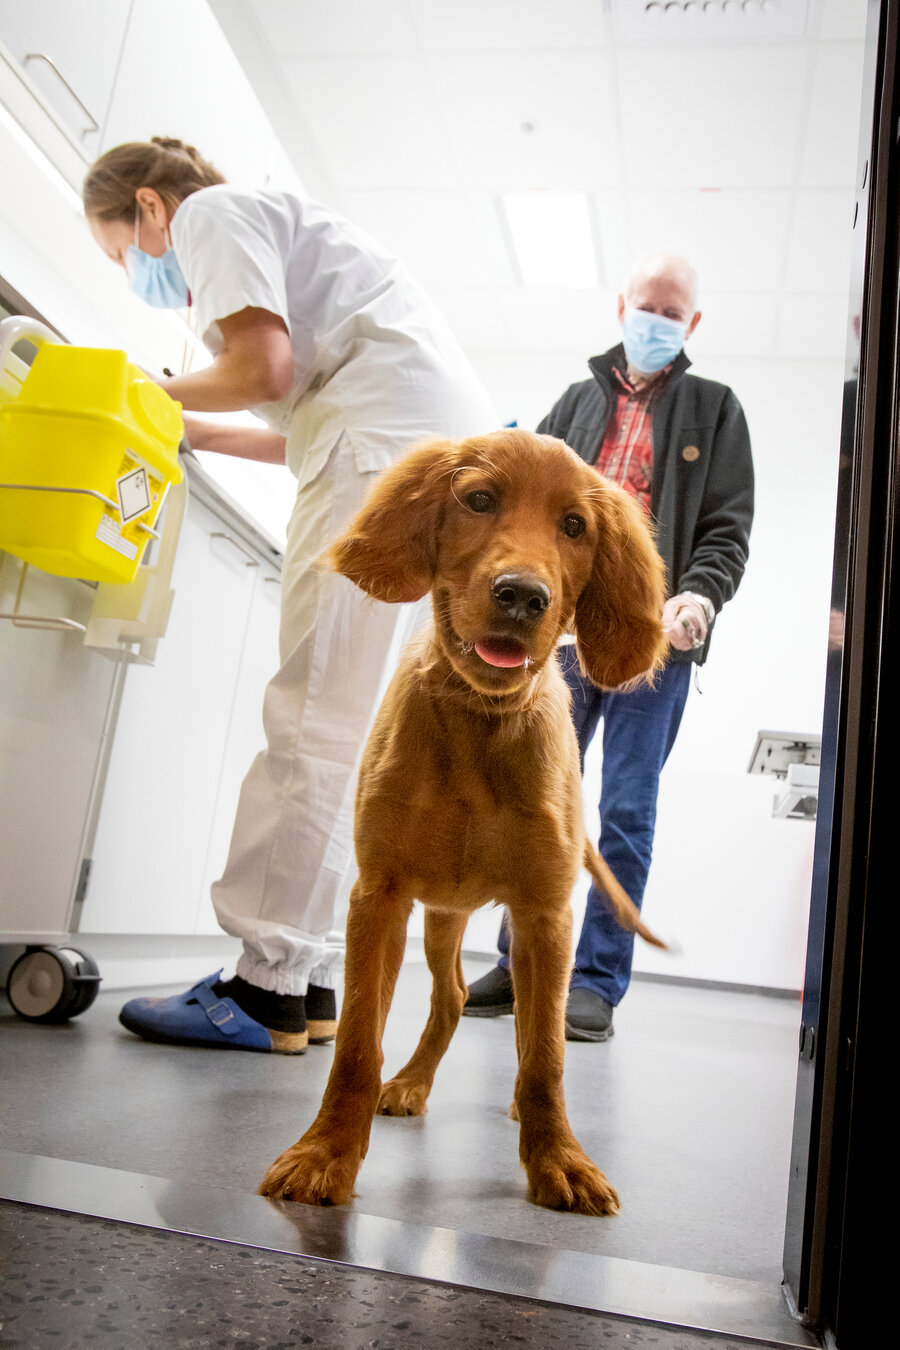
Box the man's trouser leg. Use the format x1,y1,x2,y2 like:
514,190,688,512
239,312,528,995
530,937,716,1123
569,658,691,1005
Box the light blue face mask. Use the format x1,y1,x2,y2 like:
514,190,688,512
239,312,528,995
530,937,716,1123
622,307,688,374
125,211,189,309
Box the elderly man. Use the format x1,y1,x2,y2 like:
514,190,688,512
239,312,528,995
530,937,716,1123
464,252,754,1041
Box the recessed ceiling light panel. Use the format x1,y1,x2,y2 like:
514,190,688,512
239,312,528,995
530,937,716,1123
499,192,601,289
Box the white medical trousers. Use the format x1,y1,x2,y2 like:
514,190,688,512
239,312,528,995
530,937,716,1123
210,434,424,995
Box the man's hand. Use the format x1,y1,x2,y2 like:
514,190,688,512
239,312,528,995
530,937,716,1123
662,592,714,652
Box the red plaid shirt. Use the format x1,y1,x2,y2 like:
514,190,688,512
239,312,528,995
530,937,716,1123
594,363,670,515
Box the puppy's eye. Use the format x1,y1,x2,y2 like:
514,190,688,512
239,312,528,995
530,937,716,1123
465,490,497,514
562,514,586,538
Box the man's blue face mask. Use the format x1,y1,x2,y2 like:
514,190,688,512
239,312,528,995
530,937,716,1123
126,211,189,309
622,307,688,374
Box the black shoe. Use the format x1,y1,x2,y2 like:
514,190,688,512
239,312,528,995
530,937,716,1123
214,976,337,1044
305,984,337,1044
565,987,615,1042
463,965,515,1017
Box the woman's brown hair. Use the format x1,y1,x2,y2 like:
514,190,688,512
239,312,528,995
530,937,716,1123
82,136,225,221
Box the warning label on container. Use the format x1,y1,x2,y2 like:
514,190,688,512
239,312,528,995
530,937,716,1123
116,466,151,523
96,514,138,560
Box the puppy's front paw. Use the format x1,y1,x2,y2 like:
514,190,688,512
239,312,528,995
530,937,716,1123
378,1076,429,1116
525,1146,620,1216
259,1135,361,1206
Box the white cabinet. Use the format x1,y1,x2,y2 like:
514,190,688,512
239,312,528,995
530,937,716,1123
0,1,297,191
193,557,282,934
100,0,286,189
78,492,280,936
0,0,129,152
0,553,121,937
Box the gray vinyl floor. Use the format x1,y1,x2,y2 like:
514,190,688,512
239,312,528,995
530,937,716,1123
0,957,805,1347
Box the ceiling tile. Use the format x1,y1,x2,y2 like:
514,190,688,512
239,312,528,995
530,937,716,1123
248,0,418,54
775,293,852,360
425,286,510,349
408,0,610,51
426,50,622,191
467,193,524,286
818,0,869,41
798,43,867,187
342,189,516,289
282,55,461,188
687,292,779,358
497,288,620,353
782,190,855,292
617,46,808,188
592,190,632,292
625,189,792,294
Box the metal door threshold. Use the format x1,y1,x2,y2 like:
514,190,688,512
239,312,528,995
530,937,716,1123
0,1150,817,1346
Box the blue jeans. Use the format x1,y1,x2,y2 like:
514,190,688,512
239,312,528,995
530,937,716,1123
498,647,691,1005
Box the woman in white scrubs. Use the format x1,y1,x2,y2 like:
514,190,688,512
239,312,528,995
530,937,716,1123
84,137,496,1053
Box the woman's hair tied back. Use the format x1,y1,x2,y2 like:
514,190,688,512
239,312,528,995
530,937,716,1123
82,136,225,221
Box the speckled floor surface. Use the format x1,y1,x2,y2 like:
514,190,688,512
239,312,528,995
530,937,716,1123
0,1202,800,1349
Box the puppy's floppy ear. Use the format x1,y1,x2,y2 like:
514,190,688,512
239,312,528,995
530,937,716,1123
327,438,462,602
574,479,668,688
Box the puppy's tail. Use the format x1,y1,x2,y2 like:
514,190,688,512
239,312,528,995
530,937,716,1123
583,841,669,949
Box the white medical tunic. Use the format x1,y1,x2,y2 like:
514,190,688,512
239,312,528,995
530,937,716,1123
171,183,496,486
168,184,498,997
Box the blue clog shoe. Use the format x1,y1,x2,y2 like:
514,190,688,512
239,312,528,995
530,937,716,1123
118,970,305,1053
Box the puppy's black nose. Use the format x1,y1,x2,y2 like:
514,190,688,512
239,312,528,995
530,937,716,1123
491,573,551,624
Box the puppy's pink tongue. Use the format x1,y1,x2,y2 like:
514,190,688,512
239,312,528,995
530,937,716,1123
475,638,528,668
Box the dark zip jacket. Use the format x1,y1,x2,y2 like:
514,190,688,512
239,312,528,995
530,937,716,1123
536,343,754,664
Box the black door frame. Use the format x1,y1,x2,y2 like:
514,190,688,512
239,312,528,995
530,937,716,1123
783,0,899,1341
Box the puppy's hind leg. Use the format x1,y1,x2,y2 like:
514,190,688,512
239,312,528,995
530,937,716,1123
379,906,469,1117
260,880,412,1206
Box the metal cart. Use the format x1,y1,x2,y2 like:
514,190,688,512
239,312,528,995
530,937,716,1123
0,314,186,1021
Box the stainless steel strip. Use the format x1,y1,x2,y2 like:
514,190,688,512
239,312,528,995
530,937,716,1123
0,1151,817,1346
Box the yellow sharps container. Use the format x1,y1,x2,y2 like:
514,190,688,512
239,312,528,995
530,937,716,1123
0,317,184,584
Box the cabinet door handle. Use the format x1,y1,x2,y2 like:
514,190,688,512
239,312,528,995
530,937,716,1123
24,53,100,140
210,531,260,567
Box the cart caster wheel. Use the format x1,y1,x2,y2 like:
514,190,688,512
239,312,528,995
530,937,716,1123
6,947,101,1022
